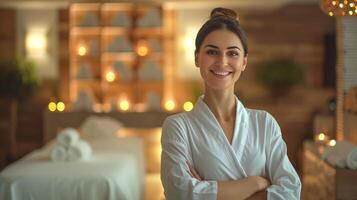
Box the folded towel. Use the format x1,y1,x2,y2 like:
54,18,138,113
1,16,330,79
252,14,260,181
56,128,80,147
323,140,357,169
80,116,122,139
67,140,92,162
346,145,357,169
50,145,67,162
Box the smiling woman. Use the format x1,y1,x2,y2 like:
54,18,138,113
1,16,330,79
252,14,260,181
161,7,301,200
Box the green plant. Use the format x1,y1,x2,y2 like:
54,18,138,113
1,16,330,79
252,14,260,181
0,56,40,100
256,58,304,95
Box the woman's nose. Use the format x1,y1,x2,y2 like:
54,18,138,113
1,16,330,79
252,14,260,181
216,54,228,66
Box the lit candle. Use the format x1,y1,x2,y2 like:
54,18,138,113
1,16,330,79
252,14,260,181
48,102,56,112
183,101,193,112
118,99,130,111
56,101,65,112
318,133,326,141
165,100,175,111
328,139,336,147
105,71,116,82
136,40,149,56
314,132,330,145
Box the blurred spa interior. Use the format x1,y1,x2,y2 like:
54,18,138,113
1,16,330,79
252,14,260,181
0,0,357,200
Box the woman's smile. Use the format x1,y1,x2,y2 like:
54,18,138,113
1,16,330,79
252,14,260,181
210,69,233,78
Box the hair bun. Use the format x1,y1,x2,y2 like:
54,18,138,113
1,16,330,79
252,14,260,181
210,7,238,20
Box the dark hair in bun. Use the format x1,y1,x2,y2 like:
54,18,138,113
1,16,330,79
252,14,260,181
210,7,238,20
195,7,248,56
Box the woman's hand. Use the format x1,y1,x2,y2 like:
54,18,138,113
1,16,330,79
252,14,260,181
186,161,202,181
251,176,270,191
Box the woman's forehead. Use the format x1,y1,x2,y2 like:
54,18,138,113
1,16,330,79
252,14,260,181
202,29,243,48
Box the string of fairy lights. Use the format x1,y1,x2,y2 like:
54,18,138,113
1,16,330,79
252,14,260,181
320,0,357,16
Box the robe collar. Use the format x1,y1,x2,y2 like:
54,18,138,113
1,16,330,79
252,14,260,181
192,95,249,127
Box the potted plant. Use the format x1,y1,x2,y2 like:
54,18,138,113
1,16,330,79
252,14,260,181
0,56,39,159
256,58,304,98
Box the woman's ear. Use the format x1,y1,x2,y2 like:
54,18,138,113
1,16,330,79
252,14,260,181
194,52,199,68
241,55,248,71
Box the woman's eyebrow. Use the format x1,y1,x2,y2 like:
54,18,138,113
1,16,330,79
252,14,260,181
204,44,241,51
227,46,241,50
204,44,219,49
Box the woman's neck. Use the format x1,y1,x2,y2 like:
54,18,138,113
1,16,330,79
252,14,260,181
203,89,236,121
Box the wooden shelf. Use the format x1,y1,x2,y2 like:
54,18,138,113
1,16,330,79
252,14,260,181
70,27,101,35
102,52,136,61
69,3,166,107
101,27,131,35
134,28,163,37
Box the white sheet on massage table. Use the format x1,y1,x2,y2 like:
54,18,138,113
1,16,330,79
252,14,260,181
0,137,145,200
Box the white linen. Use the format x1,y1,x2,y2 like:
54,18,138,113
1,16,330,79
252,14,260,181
67,140,92,162
50,144,67,162
0,137,144,200
322,140,357,169
80,116,122,139
56,128,79,147
161,96,301,200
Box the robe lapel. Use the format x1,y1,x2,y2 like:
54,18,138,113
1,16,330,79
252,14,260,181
193,96,248,178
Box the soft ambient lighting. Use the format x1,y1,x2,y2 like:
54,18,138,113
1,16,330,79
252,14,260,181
105,71,116,82
328,139,337,146
321,0,357,16
137,41,149,56
78,46,87,56
26,28,47,58
118,100,130,111
48,102,56,112
165,100,175,111
183,101,194,112
318,133,326,141
57,102,65,112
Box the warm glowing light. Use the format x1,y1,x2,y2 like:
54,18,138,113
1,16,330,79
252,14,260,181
322,0,357,16
137,42,149,56
48,102,56,112
328,139,337,147
355,8,357,13
183,28,197,61
183,101,194,112
57,102,65,112
118,100,130,111
318,133,326,141
105,71,116,82
78,46,87,56
165,100,175,111
26,28,47,58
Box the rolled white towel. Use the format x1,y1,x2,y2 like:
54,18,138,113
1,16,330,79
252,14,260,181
346,146,357,169
56,128,80,147
50,145,68,162
67,140,92,162
80,116,122,139
323,140,357,169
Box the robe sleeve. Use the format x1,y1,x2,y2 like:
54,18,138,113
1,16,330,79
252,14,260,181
161,116,218,200
265,114,302,200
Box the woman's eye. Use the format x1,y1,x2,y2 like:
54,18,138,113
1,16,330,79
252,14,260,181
227,51,239,57
206,50,219,55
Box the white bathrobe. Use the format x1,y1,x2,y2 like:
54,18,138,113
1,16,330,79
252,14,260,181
161,96,301,200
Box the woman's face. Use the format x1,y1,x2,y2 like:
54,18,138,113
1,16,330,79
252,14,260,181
195,29,247,91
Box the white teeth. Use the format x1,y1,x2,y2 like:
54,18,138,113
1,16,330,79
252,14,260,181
213,71,229,76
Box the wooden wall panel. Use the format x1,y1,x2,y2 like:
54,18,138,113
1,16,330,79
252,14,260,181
0,9,16,61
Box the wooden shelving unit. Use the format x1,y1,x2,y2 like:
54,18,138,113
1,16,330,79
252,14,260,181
69,3,168,112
